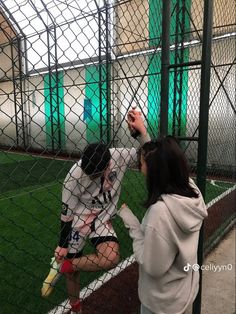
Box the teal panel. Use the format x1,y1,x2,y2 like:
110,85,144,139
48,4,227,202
147,54,161,137
170,0,192,44
44,71,65,150
148,0,162,137
149,0,162,47
148,0,191,137
169,49,189,136
84,64,109,143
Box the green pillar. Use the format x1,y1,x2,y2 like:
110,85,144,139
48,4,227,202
148,0,191,137
148,0,162,137
44,71,65,150
84,64,110,143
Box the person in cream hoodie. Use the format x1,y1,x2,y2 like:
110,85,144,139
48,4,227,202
118,130,208,314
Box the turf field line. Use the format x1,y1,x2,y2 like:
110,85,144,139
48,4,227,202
191,176,236,185
206,184,236,209
209,179,233,189
48,255,136,314
0,181,59,201
0,149,75,162
48,185,236,314
210,179,236,185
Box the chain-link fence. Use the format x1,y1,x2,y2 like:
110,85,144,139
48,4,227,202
0,0,235,313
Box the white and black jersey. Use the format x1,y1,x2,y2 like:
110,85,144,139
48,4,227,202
59,133,151,251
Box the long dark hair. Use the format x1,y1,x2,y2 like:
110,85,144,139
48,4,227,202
141,136,198,208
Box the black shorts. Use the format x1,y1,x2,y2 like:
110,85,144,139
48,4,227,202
66,235,119,259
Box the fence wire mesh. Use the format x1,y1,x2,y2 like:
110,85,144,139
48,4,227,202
0,0,235,313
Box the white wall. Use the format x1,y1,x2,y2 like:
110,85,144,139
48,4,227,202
25,76,46,150
0,81,16,147
112,55,149,149
63,68,87,152
0,38,235,170
185,38,236,169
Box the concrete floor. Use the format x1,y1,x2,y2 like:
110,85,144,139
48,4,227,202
201,227,235,314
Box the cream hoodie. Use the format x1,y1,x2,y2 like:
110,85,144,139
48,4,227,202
118,179,207,314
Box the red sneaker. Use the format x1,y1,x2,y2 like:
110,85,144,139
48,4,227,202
64,300,81,314
60,259,75,273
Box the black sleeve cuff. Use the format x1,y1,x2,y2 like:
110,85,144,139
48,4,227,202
59,220,73,248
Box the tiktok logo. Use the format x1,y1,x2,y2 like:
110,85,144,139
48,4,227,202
183,263,192,272
183,263,200,272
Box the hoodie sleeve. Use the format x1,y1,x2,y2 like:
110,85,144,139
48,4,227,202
141,226,177,278
115,133,151,167
118,206,177,278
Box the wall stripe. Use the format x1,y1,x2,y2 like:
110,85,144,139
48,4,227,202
44,71,65,150
148,0,191,137
84,64,110,143
147,0,162,137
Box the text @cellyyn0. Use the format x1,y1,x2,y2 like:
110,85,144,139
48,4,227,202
183,263,233,272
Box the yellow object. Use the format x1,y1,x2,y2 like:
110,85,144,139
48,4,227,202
41,257,61,297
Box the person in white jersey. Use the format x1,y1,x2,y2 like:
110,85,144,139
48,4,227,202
42,108,150,314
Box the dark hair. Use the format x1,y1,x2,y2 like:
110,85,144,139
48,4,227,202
81,143,111,176
141,136,198,208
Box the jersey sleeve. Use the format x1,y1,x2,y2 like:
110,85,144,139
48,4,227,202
61,171,78,222
61,162,84,219
59,163,83,247
138,132,151,146
58,220,73,248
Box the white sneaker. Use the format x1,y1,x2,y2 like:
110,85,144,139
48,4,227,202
41,257,61,297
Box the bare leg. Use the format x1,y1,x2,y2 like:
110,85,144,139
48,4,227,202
65,271,80,304
71,241,120,271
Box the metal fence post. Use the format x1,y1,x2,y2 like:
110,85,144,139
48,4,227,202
194,1,214,313
160,0,171,136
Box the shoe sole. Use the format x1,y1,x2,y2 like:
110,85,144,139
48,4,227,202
41,270,61,297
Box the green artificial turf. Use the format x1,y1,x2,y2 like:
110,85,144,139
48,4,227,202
0,165,146,313
0,156,73,194
0,151,235,313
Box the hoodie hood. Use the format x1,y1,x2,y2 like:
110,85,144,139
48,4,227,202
161,179,208,233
